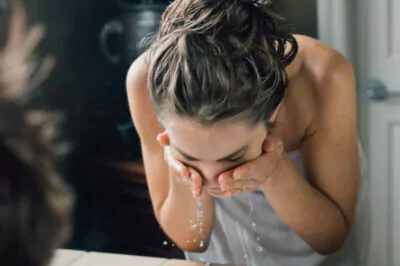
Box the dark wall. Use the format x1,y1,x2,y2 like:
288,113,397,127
24,0,141,166
272,0,318,38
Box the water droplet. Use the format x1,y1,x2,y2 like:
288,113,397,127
244,254,248,259
163,241,168,246
193,238,197,242
172,243,175,247
256,246,263,252
200,257,205,262
189,220,194,224
191,224,197,229
256,237,261,242
252,222,256,229
186,240,191,243
199,240,204,247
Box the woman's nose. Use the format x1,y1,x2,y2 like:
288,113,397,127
201,166,225,187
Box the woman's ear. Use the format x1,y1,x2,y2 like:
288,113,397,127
157,131,170,146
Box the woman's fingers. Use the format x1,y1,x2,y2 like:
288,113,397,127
220,179,260,193
165,147,190,178
189,168,203,198
4,2,27,52
159,133,203,198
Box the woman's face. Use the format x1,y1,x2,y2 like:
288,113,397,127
165,116,268,196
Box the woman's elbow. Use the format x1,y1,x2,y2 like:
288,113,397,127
312,231,348,255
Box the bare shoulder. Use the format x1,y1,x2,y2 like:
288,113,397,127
291,35,357,137
126,52,150,108
295,34,355,96
126,52,164,147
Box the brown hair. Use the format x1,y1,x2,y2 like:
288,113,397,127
0,4,73,266
146,0,298,126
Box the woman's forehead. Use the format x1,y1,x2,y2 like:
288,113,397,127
165,117,266,160
166,117,253,139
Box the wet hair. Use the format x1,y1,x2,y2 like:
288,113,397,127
146,0,298,126
0,4,73,266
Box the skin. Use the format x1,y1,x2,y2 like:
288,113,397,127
127,34,360,255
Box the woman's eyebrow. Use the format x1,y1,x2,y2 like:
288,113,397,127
172,145,248,162
216,146,247,162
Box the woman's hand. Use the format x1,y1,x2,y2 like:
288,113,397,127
157,131,203,198
0,3,55,101
218,130,288,197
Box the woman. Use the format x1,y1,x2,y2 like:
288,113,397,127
127,0,369,265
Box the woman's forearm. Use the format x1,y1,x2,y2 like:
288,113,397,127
158,168,215,252
261,159,348,255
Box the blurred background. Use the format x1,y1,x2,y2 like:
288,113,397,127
2,0,400,265
0,0,318,260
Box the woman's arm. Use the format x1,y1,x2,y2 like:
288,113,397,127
261,50,360,255
126,54,215,252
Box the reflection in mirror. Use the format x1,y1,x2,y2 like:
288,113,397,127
0,2,73,266
0,0,375,266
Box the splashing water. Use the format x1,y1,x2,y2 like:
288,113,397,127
248,194,254,215
163,241,168,246
186,198,205,247
252,222,257,230
197,197,205,248
244,253,249,264
197,198,204,224
248,193,264,255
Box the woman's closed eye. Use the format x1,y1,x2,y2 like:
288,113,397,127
223,156,243,163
